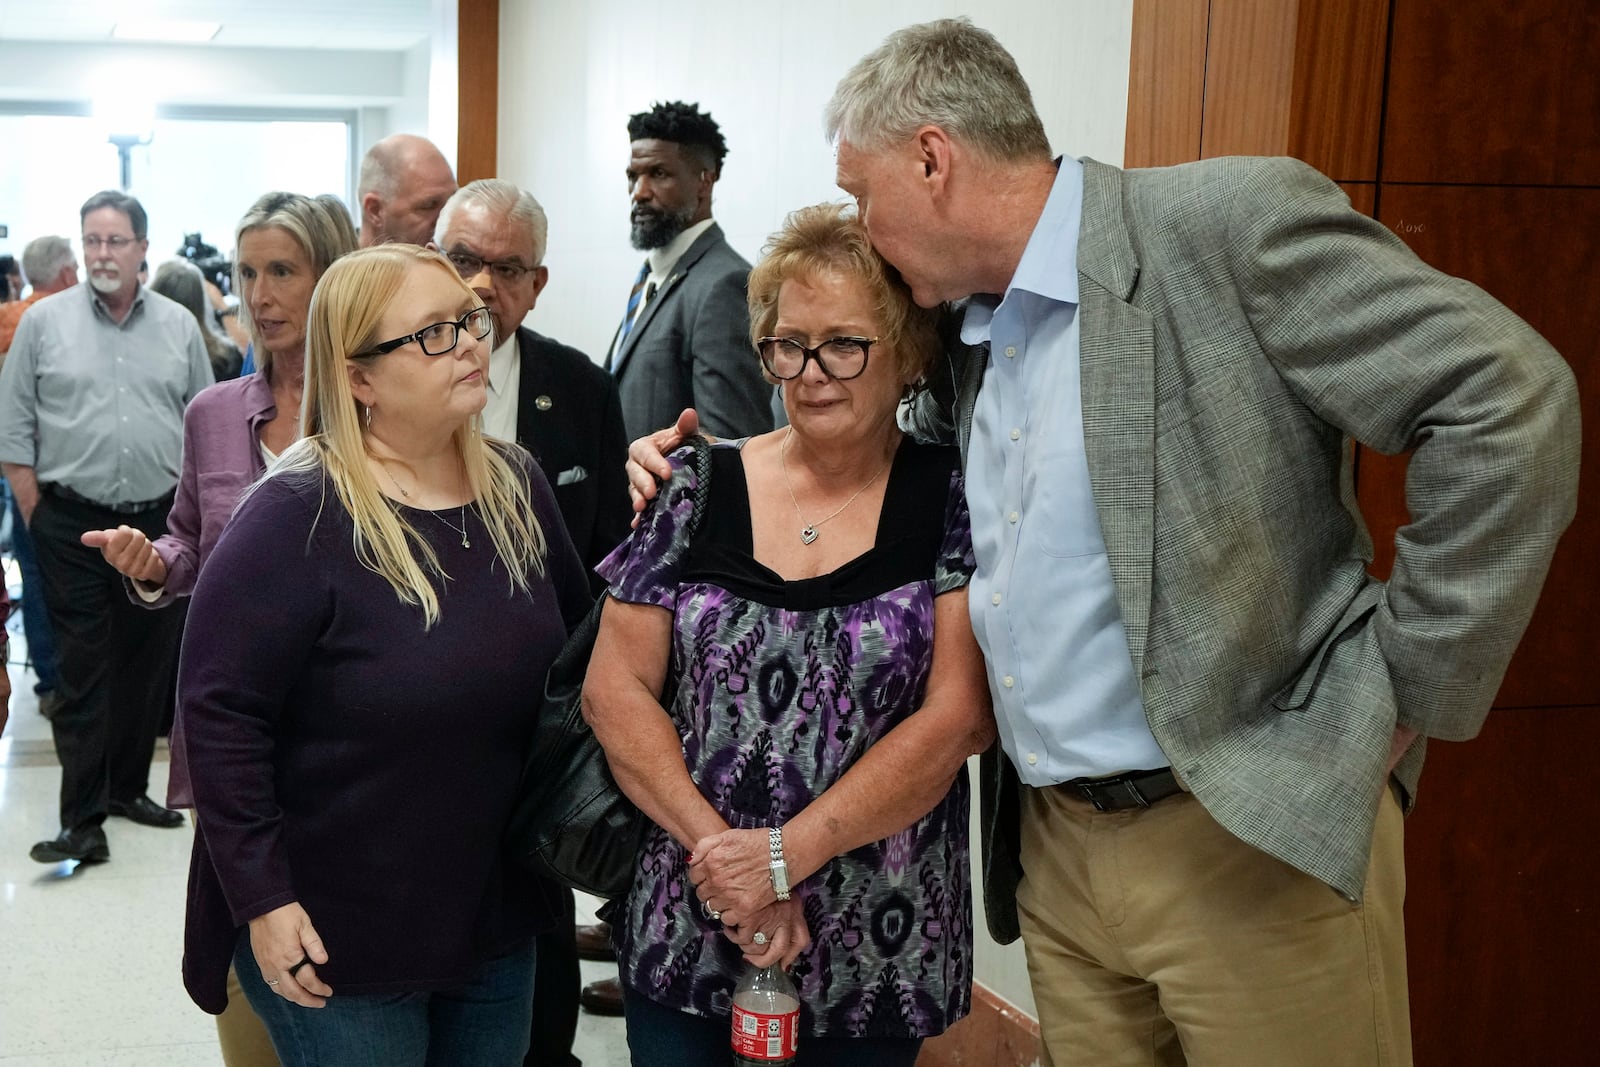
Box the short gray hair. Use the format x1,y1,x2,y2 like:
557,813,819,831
21,235,74,287
824,18,1050,163
436,179,549,265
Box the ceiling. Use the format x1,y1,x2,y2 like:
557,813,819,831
0,0,436,51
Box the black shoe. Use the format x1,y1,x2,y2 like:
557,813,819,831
30,826,110,864
575,921,616,962
579,976,624,1016
108,795,185,828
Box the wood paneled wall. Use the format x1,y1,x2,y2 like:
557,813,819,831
457,0,498,183
1126,1,1597,1061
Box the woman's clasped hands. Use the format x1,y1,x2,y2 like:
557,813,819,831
688,827,810,968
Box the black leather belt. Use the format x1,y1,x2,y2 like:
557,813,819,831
1061,768,1184,812
43,483,172,516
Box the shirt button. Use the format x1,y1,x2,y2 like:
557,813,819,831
1009,428,1021,441
1004,345,1017,358
1026,752,1038,766
990,593,1002,606
1008,511,1019,524
1003,675,1014,688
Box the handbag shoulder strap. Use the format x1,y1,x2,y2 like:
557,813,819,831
681,434,714,545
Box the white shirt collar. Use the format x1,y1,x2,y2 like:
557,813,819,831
487,331,519,396
647,217,716,280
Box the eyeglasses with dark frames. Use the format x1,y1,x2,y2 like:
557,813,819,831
355,306,493,359
757,336,879,381
445,249,540,285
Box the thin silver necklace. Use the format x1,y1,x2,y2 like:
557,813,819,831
779,427,891,545
431,506,471,549
378,460,411,499
378,459,469,548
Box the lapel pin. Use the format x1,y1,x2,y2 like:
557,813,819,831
535,395,553,411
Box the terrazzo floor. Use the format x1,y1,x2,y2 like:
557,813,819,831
1,610,631,1066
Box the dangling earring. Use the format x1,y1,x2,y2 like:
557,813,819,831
364,404,372,429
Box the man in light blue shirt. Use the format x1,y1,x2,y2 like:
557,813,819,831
629,17,1579,1067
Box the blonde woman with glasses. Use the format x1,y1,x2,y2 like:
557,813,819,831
177,245,592,1065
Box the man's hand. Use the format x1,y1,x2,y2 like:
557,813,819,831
81,526,168,585
626,408,700,524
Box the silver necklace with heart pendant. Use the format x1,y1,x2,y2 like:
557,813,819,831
779,427,890,546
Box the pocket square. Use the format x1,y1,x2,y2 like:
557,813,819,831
556,466,588,486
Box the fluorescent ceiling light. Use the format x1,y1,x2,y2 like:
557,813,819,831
110,20,222,43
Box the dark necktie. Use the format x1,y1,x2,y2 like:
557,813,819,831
613,261,651,363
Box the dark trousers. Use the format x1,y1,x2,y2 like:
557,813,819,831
7,488,60,690
527,885,581,1066
29,491,185,832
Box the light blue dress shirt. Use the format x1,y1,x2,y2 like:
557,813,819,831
961,157,1167,786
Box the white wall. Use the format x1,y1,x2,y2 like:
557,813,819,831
498,0,1136,1016
498,0,1133,371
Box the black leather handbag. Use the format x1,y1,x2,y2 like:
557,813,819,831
506,435,712,899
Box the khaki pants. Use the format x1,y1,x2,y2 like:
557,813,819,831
1017,785,1410,1067
218,962,281,1066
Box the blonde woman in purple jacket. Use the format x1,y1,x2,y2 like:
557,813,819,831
80,189,354,1067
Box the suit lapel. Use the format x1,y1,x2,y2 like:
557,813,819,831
513,328,544,452
1077,160,1155,674
610,223,724,379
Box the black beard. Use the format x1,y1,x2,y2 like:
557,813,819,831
629,205,695,250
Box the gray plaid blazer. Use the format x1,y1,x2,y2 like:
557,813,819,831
948,156,1580,944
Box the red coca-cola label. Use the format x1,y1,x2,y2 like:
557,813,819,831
730,1002,799,1061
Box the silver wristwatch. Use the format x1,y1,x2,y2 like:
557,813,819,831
768,826,791,901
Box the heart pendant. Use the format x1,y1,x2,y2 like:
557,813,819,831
800,526,818,545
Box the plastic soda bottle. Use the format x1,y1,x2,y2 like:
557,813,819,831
731,963,799,1064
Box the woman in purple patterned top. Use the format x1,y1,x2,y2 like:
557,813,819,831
585,203,995,1066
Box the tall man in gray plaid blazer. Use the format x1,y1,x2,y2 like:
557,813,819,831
630,18,1580,1067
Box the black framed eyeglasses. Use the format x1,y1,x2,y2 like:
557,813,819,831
757,336,878,381
356,306,493,359
446,250,539,284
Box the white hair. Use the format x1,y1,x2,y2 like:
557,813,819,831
435,179,549,265
21,235,75,287
824,18,1051,163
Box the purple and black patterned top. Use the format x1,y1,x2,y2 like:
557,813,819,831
597,438,977,1040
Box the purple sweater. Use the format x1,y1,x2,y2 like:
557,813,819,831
179,459,590,1014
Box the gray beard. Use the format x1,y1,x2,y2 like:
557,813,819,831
629,205,695,251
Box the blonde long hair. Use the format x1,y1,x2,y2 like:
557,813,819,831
268,244,546,627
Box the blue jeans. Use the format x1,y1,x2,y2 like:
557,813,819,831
621,982,923,1067
235,933,536,1067
7,490,60,692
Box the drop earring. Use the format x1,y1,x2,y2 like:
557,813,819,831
364,405,372,428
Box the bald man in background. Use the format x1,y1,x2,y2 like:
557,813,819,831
357,133,458,246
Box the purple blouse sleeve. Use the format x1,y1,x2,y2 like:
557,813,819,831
594,445,701,610
141,399,206,607
934,469,976,595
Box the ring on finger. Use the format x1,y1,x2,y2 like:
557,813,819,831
752,931,768,946
265,977,280,987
